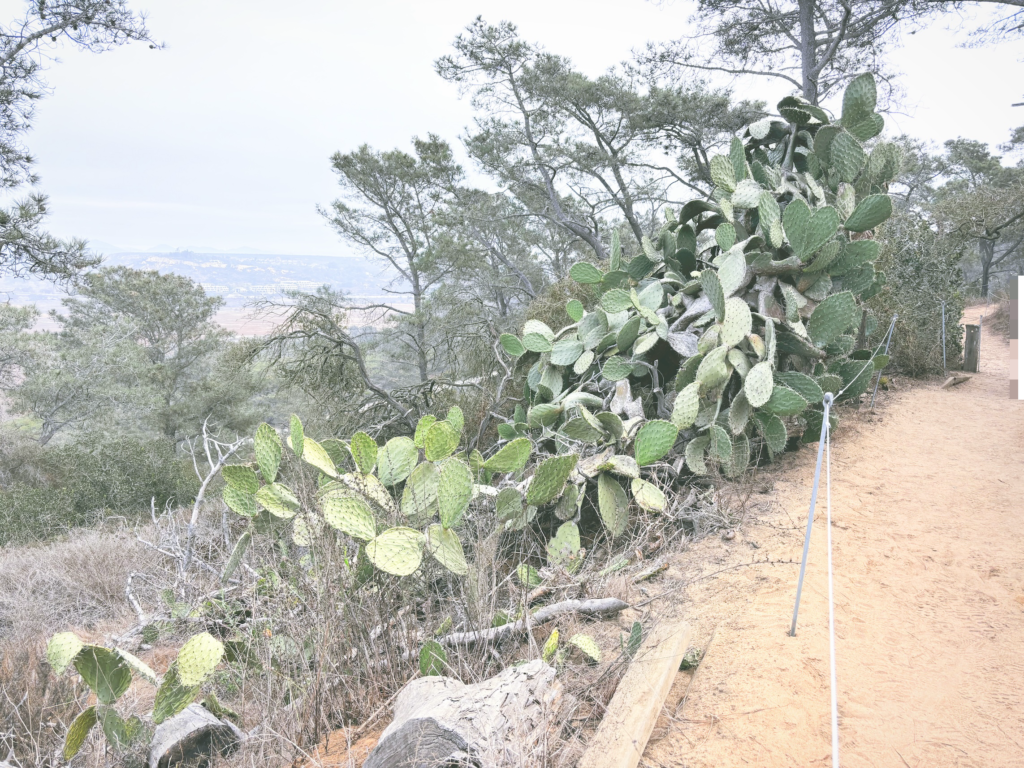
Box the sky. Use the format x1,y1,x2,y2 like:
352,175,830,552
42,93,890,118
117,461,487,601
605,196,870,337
4,0,1023,257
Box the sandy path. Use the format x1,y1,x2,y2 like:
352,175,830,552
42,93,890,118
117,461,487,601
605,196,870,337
643,307,1024,767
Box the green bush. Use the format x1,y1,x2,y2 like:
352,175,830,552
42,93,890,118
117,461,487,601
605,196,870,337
0,436,199,546
868,210,966,376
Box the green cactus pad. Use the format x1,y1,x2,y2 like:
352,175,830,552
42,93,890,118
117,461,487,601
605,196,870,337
601,355,634,382
840,73,877,128
426,524,468,576
580,309,609,350
710,154,736,192
223,486,258,517
729,390,752,435
419,641,448,676
718,248,749,298
366,527,424,576
574,349,596,375
782,199,839,260
301,438,338,478
482,437,531,473
631,478,666,512
685,436,710,475
596,411,625,439
816,373,844,394
152,665,201,725
527,402,563,428
550,338,585,366
289,415,304,458
74,646,132,705
700,269,726,321
726,433,750,478
256,483,300,519
721,297,753,347
523,319,556,351
569,634,602,662
755,412,788,454
634,420,679,466
731,179,762,209
340,472,397,515
566,299,585,322
323,492,376,540
804,240,842,273
829,131,866,183
63,705,97,761
176,632,224,688
499,333,527,357
349,432,378,474
844,194,892,232
744,361,774,407
598,288,631,314
254,423,282,483
616,315,642,352
807,291,858,347
715,222,736,251
516,563,543,587
438,458,473,528
709,425,732,462
555,484,581,521
562,417,604,443
671,381,701,429
597,472,629,537
496,487,524,523
835,359,875,401
775,371,824,404
401,461,439,524
829,240,879,276
47,632,84,676
222,465,259,494
424,420,460,462
221,529,252,581
697,345,731,390
762,386,809,416
728,347,752,378
569,261,604,284
445,406,465,434
527,453,578,506
377,437,418,486
414,415,437,448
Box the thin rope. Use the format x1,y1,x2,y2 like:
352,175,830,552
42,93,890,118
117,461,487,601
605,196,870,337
825,412,839,767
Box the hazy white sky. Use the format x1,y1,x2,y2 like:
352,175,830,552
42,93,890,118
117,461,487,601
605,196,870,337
5,0,1023,256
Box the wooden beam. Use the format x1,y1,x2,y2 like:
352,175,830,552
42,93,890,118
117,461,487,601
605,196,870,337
577,621,692,768
964,324,980,372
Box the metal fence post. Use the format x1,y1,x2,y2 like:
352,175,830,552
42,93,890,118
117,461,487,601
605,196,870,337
869,314,897,409
941,301,946,376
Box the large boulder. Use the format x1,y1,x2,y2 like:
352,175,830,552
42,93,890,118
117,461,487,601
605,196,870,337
364,660,562,768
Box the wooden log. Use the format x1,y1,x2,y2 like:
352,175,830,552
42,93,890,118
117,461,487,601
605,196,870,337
941,374,972,389
964,323,980,372
577,621,692,768
148,704,244,768
364,660,561,768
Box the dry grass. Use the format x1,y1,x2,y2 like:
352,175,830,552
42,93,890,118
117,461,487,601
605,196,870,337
984,294,1013,339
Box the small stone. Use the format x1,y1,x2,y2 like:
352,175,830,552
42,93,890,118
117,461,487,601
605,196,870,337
723,529,736,541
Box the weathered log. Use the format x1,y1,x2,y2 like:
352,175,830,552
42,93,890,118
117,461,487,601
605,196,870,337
941,374,972,389
437,597,628,648
364,660,561,768
148,704,244,768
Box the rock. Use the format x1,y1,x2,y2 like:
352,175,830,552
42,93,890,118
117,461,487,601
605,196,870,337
364,660,562,768
148,704,244,768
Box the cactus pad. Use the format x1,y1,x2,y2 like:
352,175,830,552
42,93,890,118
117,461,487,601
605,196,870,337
176,632,224,688
755,412,788,455
424,420,460,462
634,420,679,466
726,433,750,478
322,492,376,540
697,345,731,390
569,634,602,662
710,154,736,192
289,415,304,458
782,199,839,260
709,425,732,462
401,460,440,525
631,478,666,512
528,402,563,428
496,487,524,524
554,484,581,520
377,437,418,486
419,641,448,676
566,299,585,321
775,371,824,404
569,261,604,284
700,269,726,321
499,333,526,358
731,179,762,209
807,291,857,346
426,524,468,575
414,415,437,448
601,355,634,382
256,483,300,519
47,632,83,675
721,297,753,347
744,361,774,407
63,706,97,761
671,381,701,429
597,472,629,537
341,472,397,515
438,457,473,528
527,453,578,506
74,646,132,705
482,437,531,473
152,666,200,725
729,391,752,435
762,385,809,416
547,520,582,567
685,435,711,475
349,432,378,474
550,338,585,367
301,438,338,478
844,193,892,232
254,423,282,483
222,465,258,494
222,529,252,581
718,248,748,297
365,527,424,576
223,486,258,517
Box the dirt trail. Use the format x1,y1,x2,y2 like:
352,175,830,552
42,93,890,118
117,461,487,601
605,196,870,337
644,307,1024,767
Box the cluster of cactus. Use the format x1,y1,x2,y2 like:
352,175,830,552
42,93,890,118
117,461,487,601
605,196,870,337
46,630,224,760
497,73,895,538
221,409,544,578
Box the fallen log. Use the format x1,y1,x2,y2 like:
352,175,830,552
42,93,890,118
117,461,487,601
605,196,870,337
148,704,244,768
437,597,628,648
364,660,561,768
941,374,972,389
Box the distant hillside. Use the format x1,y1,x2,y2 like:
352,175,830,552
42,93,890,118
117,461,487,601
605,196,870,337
0,251,396,333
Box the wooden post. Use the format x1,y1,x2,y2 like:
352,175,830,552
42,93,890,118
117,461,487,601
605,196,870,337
577,621,692,768
964,324,980,372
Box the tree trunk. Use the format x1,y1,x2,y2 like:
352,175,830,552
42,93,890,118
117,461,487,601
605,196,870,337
798,0,818,103
364,660,561,768
980,238,995,298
